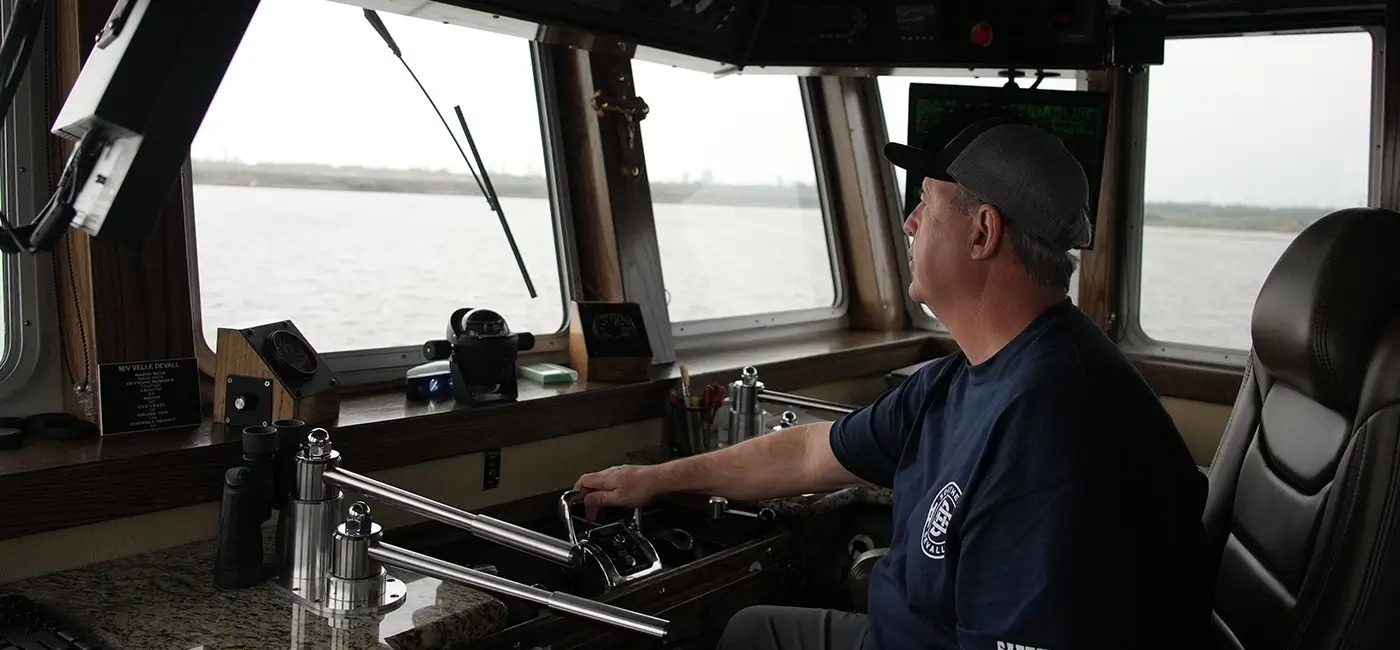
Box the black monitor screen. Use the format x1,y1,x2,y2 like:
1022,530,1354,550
901,82,1111,248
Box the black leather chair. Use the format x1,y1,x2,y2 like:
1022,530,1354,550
1202,207,1400,649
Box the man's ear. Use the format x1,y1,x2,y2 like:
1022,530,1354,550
969,205,1003,260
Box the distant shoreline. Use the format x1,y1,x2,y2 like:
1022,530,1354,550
190,160,1348,233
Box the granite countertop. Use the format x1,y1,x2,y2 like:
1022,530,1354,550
2,527,510,650
755,485,892,517
4,422,895,650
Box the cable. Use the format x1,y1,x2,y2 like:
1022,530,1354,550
0,0,43,128
0,128,100,254
0,0,88,256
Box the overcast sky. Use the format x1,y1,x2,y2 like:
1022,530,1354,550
191,0,1375,209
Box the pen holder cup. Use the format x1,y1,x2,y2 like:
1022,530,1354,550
665,402,716,457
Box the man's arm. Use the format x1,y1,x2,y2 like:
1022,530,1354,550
574,358,946,511
574,421,863,510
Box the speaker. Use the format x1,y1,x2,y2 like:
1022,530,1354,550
213,321,340,429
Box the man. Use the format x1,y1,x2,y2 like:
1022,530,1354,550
573,120,1209,650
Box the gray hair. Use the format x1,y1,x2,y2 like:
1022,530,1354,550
950,184,1077,293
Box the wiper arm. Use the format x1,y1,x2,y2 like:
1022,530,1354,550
453,104,534,298
361,9,537,299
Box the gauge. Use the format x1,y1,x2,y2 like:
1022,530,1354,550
266,329,318,377
592,312,639,340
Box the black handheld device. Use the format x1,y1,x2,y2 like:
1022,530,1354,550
213,466,266,589
212,425,280,589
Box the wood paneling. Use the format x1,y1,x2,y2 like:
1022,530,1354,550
1078,68,1134,336
0,331,938,541
210,327,341,427
48,0,197,427
1133,358,1244,407
550,44,675,365
816,76,908,331
553,45,624,302
48,0,100,419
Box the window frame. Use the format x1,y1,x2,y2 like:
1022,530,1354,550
665,75,850,341
870,69,1090,332
0,10,49,404
872,74,934,332
186,39,576,386
1116,26,1383,369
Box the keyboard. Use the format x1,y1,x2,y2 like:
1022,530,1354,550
0,594,103,650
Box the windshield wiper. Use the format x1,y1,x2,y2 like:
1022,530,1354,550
362,9,537,299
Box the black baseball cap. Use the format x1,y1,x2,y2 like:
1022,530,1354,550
884,119,1092,250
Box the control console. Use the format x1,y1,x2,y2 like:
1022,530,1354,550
444,0,1162,69
755,0,1119,68
0,594,104,650
452,0,758,63
561,490,664,592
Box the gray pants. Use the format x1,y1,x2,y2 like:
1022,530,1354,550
717,605,868,650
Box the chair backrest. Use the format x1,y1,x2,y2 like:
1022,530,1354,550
1202,207,1400,649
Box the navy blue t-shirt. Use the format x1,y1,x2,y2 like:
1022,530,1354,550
830,300,1208,650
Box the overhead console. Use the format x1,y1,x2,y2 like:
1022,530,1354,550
756,0,1132,69
440,0,1164,70
439,0,760,64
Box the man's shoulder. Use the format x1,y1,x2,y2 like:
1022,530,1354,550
901,351,966,391
1012,312,1158,402
993,327,1177,438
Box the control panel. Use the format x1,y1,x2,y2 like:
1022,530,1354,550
753,0,1117,68
582,520,663,579
455,0,761,63
0,594,104,650
560,490,665,591
448,0,1161,69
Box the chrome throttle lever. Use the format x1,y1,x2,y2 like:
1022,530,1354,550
560,489,643,545
559,489,663,591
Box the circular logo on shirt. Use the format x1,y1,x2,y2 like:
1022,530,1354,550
920,481,962,560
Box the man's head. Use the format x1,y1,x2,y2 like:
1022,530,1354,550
885,120,1091,317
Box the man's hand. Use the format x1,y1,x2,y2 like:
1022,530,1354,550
573,464,663,519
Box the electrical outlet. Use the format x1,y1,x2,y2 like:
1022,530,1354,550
483,448,501,490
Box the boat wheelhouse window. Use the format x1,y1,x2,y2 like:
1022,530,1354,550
629,60,842,332
0,246,7,368
0,0,44,405
1133,31,1375,354
875,74,1085,324
185,0,567,374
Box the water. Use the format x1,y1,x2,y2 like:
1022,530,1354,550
1139,227,1293,351
188,184,1294,355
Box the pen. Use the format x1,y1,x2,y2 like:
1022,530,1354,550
679,364,692,408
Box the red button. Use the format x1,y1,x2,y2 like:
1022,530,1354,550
971,23,993,47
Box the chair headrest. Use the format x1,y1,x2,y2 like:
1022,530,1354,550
1251,207,1400,413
